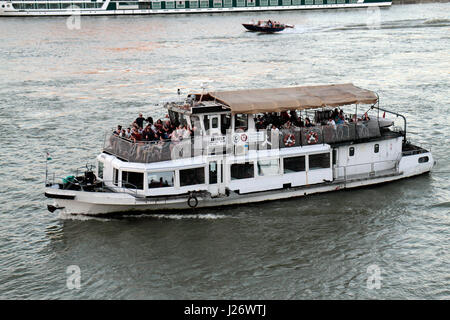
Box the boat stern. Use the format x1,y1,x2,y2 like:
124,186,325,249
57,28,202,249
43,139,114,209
399,145,435,177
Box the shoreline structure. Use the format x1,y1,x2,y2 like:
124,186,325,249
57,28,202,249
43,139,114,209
392,0,449,4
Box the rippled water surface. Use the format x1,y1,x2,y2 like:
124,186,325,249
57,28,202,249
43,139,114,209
0,3,449,299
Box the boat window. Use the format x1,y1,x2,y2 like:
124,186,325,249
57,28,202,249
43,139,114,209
203,116,210,131
231,162,254,180
283,156,305,173
97,161,104,180
148,171,174,189
165,1,175,8
169,110,179,126
122,171,144,190
211,117,219,129
309,153,331,170
190,115,201,131
257,159,280,176
179,113,188,127
180,167,205,186
221,114,231,134
235,114,248,131
418,156,429,163
209,162,218,184
113,168,119,186
374,144,379,153
349,147,355,157
151,1,161,9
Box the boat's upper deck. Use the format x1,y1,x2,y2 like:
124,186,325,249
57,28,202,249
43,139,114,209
102,84,405,164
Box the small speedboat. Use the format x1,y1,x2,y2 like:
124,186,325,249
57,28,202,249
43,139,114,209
243,20,294,33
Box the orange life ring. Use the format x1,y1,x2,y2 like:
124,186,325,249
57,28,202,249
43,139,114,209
284,134,295,147
306,131,319,144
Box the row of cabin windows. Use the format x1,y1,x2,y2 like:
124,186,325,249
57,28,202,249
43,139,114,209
349,144,380,157
106,152,330,190
113,168,205,190
108,153,429,190
231,153,330,179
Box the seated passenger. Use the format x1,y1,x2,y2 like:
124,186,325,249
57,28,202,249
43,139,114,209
113,125,122,136
131,128,142,142
145,116,153,125
280,111,290,124
327,118,336,129
270,124,278,131
182,126,191,140
361,113,370,121
305,117,313,127
125,128,132,139
296,117,304,127
142,126,157,141
331,108,339,121
283,120,292,129
290,110,299,124
155,119,163,131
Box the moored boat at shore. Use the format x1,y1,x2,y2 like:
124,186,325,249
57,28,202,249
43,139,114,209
0,0,392,17
44,83,434,216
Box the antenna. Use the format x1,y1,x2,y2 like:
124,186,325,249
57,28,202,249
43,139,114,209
199,82,207,103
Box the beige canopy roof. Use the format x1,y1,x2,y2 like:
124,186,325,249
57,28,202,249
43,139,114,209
207,83,378,114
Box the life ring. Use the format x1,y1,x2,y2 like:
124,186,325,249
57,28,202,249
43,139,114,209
283,134,295,147
187,194,198,208
306,131,319,145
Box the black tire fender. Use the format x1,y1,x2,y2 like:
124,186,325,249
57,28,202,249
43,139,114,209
187,194,198,208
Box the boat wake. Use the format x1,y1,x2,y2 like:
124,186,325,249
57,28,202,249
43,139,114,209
281,25,318,34
141,213,229,220
325,18,450,32
58,211,228,221
58,211,112,222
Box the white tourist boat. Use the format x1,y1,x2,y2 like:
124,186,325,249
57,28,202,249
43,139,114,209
0,0,391,17
45,83,435,215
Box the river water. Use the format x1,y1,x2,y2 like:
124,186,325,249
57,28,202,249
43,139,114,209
0,3,449,299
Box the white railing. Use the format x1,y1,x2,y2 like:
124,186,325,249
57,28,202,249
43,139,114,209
334,159,400,183
103,121,383,163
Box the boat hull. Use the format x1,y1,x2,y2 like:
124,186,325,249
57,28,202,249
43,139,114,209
45,151,434,216
243,23,286,32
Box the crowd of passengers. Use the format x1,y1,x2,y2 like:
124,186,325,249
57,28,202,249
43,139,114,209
254,108,370,131
113,108,371,143
113,113,196,144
